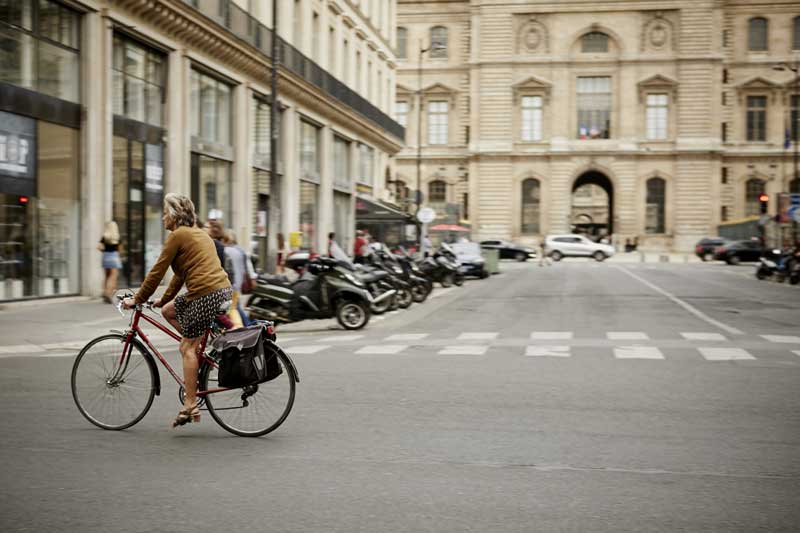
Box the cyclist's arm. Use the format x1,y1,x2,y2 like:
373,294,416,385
134,233,180,305
159,274,184,305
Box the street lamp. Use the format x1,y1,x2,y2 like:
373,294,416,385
773,60,799,245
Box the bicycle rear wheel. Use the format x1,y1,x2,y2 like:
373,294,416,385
71,334,156,430
199,351,296,437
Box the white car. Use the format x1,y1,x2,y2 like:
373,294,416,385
545,234,615,262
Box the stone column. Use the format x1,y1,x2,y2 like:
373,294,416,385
280,106,298,240
318,125,333,253
233,84,252,245
81,11,112,297
166,50,190,196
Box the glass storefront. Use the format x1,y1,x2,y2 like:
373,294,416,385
192,154,231,223
299,180,318,251
0,116,79,300
333,191,352,254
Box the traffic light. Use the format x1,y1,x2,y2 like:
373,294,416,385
759,193,769,215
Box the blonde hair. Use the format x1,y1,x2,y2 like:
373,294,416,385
224,230,238,245
103,221,120,245
206,219,226,240
163,193,196,228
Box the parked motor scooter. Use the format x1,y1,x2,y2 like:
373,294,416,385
418,246,462,288
755,247,800,284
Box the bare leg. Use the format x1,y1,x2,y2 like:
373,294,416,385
180,336,202,409
161,300,181,334
103,268,111,298
108,268,118,297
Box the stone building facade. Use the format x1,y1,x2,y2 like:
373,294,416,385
394,0,800,251
0,0,402,301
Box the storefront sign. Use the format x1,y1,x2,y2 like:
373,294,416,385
289,231,303,249
0,111,36,196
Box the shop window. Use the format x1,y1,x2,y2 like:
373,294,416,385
112,34,166,126
745,178,765,217
299,180,318,251
190,68,232,145
645,177,666,234
192,154,231,222
748,17,768,52
577,76,611,139
521,178,540,234
299,120,320,180
252,97,271,163
790,178,800,194
793,16,800,50
0,0,80,103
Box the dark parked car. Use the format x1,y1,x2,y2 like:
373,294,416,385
713,240,763,265
480,240,536,261
695,237,730,261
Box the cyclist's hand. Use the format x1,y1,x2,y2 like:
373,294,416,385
153,298,163,308
121,297,136,309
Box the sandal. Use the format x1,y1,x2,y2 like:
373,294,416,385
172,402,200,428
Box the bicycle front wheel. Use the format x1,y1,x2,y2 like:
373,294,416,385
71,334,156,430
200,351,296,437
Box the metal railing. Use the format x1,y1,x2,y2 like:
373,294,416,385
184,0,405,140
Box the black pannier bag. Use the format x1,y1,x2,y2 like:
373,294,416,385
210,324,282,388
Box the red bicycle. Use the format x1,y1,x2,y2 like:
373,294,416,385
71,293,299,437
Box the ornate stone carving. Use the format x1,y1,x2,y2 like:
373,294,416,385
641,11,675,52
517,16,549,54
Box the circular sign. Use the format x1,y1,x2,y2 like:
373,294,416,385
417,207,436,224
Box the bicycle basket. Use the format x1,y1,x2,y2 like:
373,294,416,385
210,325,282,388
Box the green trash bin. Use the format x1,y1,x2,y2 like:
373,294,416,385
482,248,500,274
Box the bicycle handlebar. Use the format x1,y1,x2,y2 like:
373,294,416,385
115,293,156,315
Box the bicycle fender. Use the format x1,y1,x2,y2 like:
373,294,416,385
265,340,300,383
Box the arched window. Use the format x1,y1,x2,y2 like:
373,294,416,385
581,32,609,53
520,178,541,234
793,17,800,51
645,177,666,234
745,178,766,216
430,26,448,58
396,27,408,59
790,178,800,194
428,180,446,203
748,17,768,51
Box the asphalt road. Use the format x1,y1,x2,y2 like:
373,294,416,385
0,261,798,532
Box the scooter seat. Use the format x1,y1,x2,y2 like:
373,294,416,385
359,270,388,283
258,274,292,287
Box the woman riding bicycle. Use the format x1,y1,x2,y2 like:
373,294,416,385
123,193,231,428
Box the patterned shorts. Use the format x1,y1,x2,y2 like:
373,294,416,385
174,287,232,339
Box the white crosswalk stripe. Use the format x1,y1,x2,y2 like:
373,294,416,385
320,334,364,342
613,346,664,359
530,331,573,340
607,332,649,340
681,332,727,341
356,345,407,355
793,350,800,358
438,345,488,355
698,347,755,361
289,345,331,354
457,332,498,341
385,333,429,341
761,335,800,344
525,346,571,357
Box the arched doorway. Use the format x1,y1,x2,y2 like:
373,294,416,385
571,171,613,237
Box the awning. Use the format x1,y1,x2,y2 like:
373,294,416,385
355,197,411,222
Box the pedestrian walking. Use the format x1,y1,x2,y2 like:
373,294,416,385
353,230,368,264
422,234,433,258
222,230,254,328
98,221,123,303
276,233,286,273
538,239,551,267
327,232,337,257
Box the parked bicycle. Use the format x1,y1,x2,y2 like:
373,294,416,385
71,293,299,437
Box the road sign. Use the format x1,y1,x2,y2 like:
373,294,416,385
417,207,436,224
789,205,800,223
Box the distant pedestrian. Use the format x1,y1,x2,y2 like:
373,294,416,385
354,230,368,264
98,221,123,303
327,232,337,257
538,239,551,267
422,234,433,258
222,230,254,328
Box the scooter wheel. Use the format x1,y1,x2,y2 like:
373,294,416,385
440,274,453,288
397,289,413,309
454,275,464,287
411,284,428,303
336,301,370,330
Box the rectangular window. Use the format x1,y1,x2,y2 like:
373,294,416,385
721,167,728,184
746,95,767,141
427,100,448,145
721,205,729,222
645,94,668,140
723,69,729,84
396,27,407,59
395,101,408,128
190,69,232,145
792,94,799,142
358,143,374,187
252,97,270,164
299,120,320,179
576,76,611,139
0,0,81,103
722,92,727,106
520,95,543,141
333,135,351,190
112,34,166,127
298,180,318,250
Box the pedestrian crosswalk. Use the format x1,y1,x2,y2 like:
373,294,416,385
276,329,800,363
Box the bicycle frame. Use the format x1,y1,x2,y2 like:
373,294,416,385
120,307,229,397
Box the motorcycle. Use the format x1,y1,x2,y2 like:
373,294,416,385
328,243,403,314
394,248,433,302
755,248,800,285
247,256,385,330
419,246,463,288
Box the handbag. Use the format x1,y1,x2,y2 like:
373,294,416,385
210,324,282,388
241,275,254,295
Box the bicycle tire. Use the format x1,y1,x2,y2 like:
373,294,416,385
71,334,157,430
199,350,296,437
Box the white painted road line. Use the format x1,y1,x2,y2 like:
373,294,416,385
289,345,331,355
614,266,744,336
681,332,727,341
0,344,45,354
356,345,408,355
457,332,498,341
614,346,665,359
530,331,574,340
438,345,489,355
761,335,800,344
607,332,650,341
525,346,571,357
319,334,364,342
793,350,800,357
385,333,429,341
698,347,755,361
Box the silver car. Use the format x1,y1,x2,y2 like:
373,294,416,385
545,234,615,262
